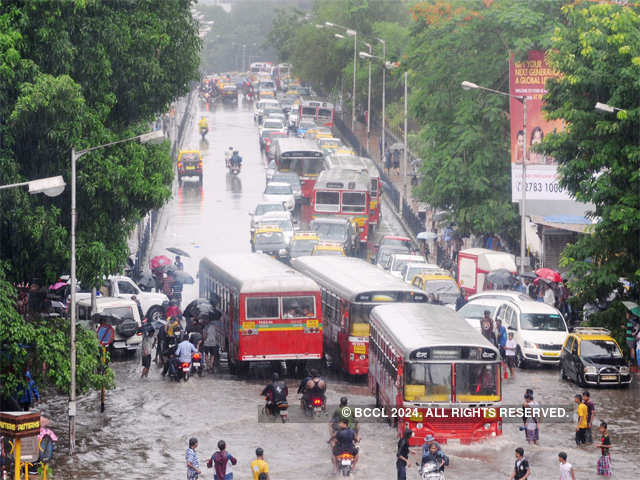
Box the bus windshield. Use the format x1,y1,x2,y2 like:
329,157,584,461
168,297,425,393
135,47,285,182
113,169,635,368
404,363,452,402
342,192,366,213
454,364,500,402
315,191,340,213
279,157,324,177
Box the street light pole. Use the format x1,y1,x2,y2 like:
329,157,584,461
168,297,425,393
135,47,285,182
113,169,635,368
403,71,408,202
461,80,528,273
351,29,357,132
379,38,386,162
68,130,164,455
363,42,372,151
242,44,246,72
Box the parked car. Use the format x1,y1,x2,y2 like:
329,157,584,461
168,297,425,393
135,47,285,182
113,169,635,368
177,150,203,185
75,275,168,323
77,297,142,351
494,299,569,368
309,217,357,256
263,182,295,211
560,328,632,387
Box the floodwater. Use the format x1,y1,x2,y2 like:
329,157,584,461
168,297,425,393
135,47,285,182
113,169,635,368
45,96,639,480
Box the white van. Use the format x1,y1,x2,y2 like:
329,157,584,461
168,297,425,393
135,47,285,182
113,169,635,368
77,297,143,351
495,299,568,367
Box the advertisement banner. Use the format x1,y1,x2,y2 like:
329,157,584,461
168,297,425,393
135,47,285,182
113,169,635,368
509,50,570,201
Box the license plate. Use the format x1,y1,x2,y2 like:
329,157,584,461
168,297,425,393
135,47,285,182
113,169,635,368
306,319,319,328
314,407,322,412
601,375,617,381
242,321,256,330
186,166,195,170
543,351,559,357
341,460,352,466
113,341,126,349
192,362,200,368
353,345,366,355
182,367,190,372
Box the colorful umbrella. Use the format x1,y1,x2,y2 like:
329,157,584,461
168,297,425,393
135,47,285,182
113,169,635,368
622,301,640,317
535,268,562,283
150,255,171,270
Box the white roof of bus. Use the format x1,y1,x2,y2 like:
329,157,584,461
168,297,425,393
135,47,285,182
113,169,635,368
291,256,425,303
200,254,320,294
315,168,369,190
459,248,516,272
370,303,499,358
275,137,323,154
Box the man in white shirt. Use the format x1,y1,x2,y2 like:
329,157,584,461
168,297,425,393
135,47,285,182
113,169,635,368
558,451,576,480
543,284,555,306
505,332,517,378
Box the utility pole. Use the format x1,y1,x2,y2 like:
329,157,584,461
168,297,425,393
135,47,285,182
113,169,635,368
403,71,408,202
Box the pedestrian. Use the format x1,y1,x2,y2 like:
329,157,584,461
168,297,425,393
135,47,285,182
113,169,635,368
495,319,507,358
175,255,184,271
624,310,638,365
558,452,576,480
522,392,539,445
186,437,201,480
508,447,530,480
595,421,612,476
582,391,595,444
210,440,237,480
504,332,517,378
131,295,145,321
16,369,40,411
250,447,269,480
384,148,392,175
393,148,400,175
543,283,555,306
141,326,155,378
481,311,496,345
455,287,467,311
396,429,413,480
574,394,588,446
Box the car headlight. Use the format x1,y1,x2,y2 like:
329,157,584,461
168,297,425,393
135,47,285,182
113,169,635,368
523,340,535,348
278,249,288,257
619,366,630,375
583,366,597,374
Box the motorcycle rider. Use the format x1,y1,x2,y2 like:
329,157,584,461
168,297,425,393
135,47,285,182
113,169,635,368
297,368,326,408
198,116,208,137
225,146,234,168
332,420,359,474
421,441,449,473
230,150,242,170
261,372,288,416
330,397,359,445
174,332,198,377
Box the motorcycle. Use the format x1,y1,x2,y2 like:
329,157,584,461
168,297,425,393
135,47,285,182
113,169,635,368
191,351,204,377
200,126,208,141
264,398,288,423
418,461,445,480
179,359,192,382
229,162,241,175
301,395,325,417
336,452,355,477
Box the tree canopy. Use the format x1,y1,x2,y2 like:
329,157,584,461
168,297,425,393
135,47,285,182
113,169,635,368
542,2,640,303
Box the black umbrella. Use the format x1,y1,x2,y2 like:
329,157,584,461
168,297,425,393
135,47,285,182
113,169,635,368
136,272,156,291
166,247,191,258
519,271,538,280
184,297,221,321
487,269,516,287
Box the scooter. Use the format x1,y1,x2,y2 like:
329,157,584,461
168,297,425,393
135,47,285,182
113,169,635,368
336,453,355,477
200,126,208,141
418,461,445,480
264,398,289,423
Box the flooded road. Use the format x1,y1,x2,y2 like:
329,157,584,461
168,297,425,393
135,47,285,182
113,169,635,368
47,96,640,479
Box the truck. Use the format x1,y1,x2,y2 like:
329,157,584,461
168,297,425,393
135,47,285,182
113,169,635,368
457,248,517,295
76,275,168,323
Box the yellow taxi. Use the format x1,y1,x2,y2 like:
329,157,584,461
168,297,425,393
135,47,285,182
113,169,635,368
560,327,632,387
411,273,460,308
177,150,203,184
333,147,356,156
251,225,288,260
289,231,320,259
311,242,346,256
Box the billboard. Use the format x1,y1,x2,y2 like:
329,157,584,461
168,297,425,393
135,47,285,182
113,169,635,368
509,50,570,201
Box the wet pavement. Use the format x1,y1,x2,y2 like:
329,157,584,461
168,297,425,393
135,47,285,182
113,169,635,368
47,95,640,480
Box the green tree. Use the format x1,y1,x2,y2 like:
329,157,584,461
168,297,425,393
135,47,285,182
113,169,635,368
406,0,564,246
542,2,640,305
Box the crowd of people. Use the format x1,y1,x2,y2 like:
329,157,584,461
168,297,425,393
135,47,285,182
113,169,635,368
186,439,269,480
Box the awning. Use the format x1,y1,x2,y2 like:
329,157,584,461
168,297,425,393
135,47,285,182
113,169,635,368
530,215,596,234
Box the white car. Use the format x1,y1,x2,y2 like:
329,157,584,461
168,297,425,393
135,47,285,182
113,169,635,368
385,254,427,278
400,262,447,284
249,201,289,232
495,299,568,367
469,290,531,303
77,297,143,351
253,99,279,122
457,298,505,331
255,211,295,245
260,118,286,137
263,182,295,211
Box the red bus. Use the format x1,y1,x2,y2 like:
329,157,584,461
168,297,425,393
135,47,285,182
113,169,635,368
323,154,381,229
273,138,325,201
299,99,335,127
369,303,502,445
291,256,428,376
199,254,323,374
312,167,370,246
